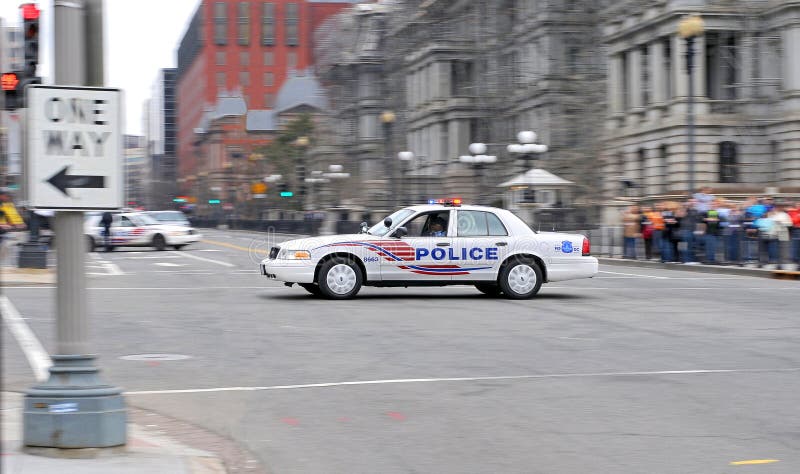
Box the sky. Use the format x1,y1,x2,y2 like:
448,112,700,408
1,0,199,136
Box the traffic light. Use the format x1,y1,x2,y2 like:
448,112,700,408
1,72,21,110
21,3,40,78
208,199,221,205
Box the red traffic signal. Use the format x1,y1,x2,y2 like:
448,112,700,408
21,3,40,21
1,72,19,91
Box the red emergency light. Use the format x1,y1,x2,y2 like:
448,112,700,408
1,72,19,91
21,3,40,20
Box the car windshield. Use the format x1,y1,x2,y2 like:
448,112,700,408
129,213,159,226
154,212,187,222
366,209,415,236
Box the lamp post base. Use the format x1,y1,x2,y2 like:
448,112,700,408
23,355,127,448
18,242,49,269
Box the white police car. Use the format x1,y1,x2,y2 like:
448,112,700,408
261,201,598,299
85,212,201,251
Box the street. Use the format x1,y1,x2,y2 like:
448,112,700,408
3,227,800,473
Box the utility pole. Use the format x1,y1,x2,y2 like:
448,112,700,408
23,0,126,450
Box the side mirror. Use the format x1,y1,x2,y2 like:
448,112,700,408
383,217,393,228
360,221,369,233
392,226,408,238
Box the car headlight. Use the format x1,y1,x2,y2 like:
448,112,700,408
277,249,311,260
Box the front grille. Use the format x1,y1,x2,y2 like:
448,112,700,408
269,246,280,259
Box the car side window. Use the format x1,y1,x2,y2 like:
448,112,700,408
486,212,508,236
119,217,135,227
402,211,451,237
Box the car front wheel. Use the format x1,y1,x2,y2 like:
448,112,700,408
318,257,362,299
498,259,543,299
152,234,166,251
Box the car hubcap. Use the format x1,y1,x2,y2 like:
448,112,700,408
327,264,356,295
508,264,536,294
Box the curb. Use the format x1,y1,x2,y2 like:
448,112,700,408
598,257,780,279
1,267,56,286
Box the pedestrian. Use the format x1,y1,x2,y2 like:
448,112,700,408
693,186,715,213
640,206,655,260
664,205,682,263
0,191,26,262
754,212,777,268
622,205,641,259
788,202,800,266
724,203,744,265
650,202,665,261
680,200,700,264
100,211,114,252
702,207,723,264
769,203,793,269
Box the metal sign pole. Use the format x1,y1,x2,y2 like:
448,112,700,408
23,0,126,449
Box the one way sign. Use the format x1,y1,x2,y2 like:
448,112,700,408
26,85,123,210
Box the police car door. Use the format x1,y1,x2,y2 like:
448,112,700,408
380,210,454,281
451,209,510,281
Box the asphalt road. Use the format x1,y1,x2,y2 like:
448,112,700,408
3,227,800,473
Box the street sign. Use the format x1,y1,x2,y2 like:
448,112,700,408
26,85,123,210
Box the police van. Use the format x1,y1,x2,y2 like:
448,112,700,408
260,201,598,299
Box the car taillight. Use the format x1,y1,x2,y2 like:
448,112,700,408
582,237,590,256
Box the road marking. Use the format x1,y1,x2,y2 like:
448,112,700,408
154,262,186,267
170,250,236,267
598,271,670,279
125,367,800,396
202,239,267,255
730,460,779,465
103,261,124,275
0,296,52,382
2,286,280,290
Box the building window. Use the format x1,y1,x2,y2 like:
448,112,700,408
264,93,274,108
237,2,250,46
216,72,225,88
621,52,629,110
663,38,672,100
286,3,299,46
287,51,297,68
216,51,226,66
719,141,738,183
239,71,250,86
214,2,227,45
706,31,738,100
261,3,274,46
638,148,647,196
264,72,274,87
263,51,274,66
451,60,473,96
641,45,649,106
659,144,668,193
240,52,249,66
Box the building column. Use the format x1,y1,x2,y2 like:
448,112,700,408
650,40,665,105
739,33,754,100
693,34,707,114
608,53,623,114
628,48,643,110
672,34,688,99
783,26,800,92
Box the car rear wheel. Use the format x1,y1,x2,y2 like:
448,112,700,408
86,236,95,253
474,283,502,296
173,244,186,250
498,259,543,299
299,283,323,296
152,234,166,251
318,257,362,299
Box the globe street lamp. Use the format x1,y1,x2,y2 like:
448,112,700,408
323,164,350,207
678,14,704,195
507,130,548,174
398,151,415,205
459,143,497,204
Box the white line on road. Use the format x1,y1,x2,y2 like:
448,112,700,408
170,251,236,268
2,286,280,290
0,296,52,382
103,261,124,276
598,271,670,279
125,367,800,396
154,262,186,267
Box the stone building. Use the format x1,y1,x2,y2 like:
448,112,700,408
601,0,800,205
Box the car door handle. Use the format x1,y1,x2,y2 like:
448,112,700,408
495,242,508,246
436,242,450,247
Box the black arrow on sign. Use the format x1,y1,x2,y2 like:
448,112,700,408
46,166,106,196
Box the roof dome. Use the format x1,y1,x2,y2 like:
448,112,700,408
274,69,329,113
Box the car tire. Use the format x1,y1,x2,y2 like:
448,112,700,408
498,259,543,299
152,234,166,251
299,283,323,296
317,257,362,299
173,245,186,250
86,236,95,253
474,283,502,296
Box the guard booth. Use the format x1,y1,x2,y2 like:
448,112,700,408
498,169,579,230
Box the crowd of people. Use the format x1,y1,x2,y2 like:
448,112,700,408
622,188,800,269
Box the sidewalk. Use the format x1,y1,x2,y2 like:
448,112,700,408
1,267,55,286
2,392,226,473
599,256,798,279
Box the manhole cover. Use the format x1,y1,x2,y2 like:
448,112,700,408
120,354,192,361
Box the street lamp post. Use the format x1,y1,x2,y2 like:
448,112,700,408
507,130,548,175
398,151,414,205
294,136,310,209
678,15,704,195
459,143,497,204
381,111,396,208
323,164,350,208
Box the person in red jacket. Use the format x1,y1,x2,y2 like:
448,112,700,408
788,202,800,265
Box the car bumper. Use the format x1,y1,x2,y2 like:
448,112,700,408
167,233,202,245
260,260,315,284
546,256,599,282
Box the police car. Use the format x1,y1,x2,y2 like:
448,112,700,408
85,212,201,252
260,200,598,299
